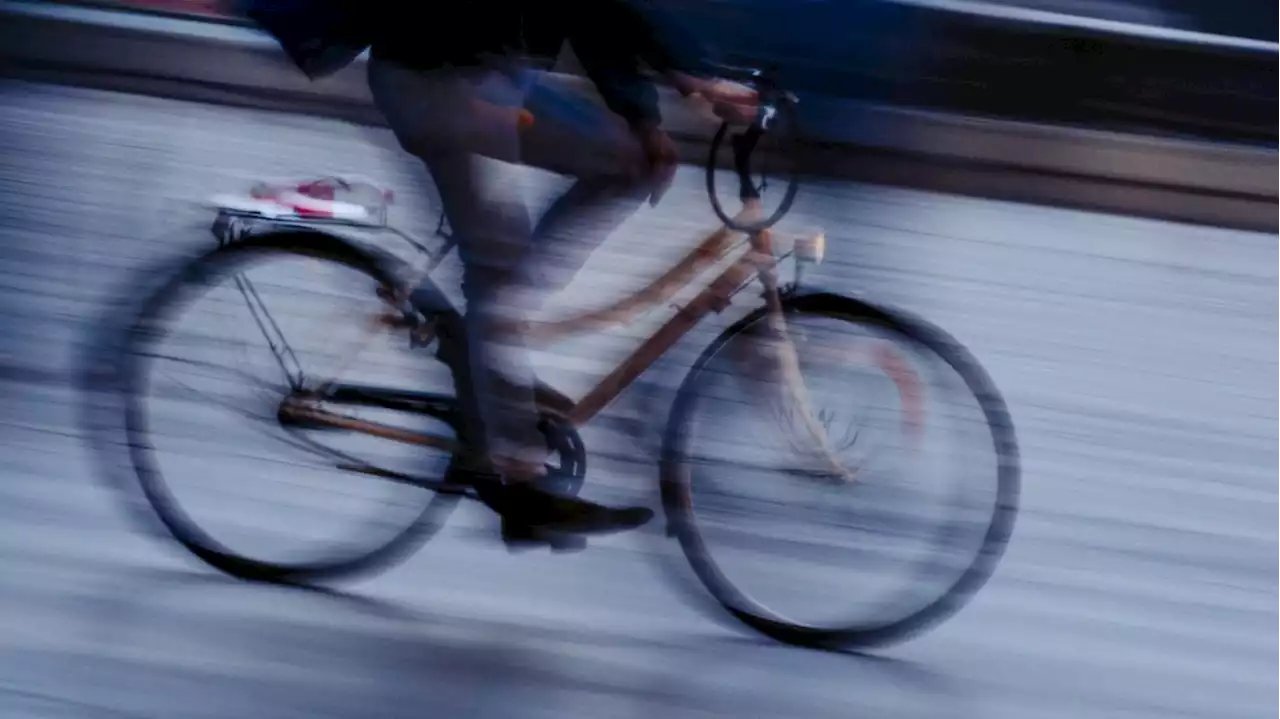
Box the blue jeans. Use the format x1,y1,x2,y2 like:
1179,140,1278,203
368,57,651,470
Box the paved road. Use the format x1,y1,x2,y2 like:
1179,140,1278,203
0,80,1275,719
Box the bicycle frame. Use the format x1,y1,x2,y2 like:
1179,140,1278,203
277,204,850,483
268,207,788,431
560,223,780,427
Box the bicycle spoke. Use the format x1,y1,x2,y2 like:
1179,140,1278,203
134,350,283,393
308,312,393,397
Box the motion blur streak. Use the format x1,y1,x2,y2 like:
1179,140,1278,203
0,1,1276,718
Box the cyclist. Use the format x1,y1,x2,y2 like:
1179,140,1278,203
365,0,757,548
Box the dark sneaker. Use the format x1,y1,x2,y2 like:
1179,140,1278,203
500,519,589,553
446,465,653,550
450,468,650,550
494,481,653,535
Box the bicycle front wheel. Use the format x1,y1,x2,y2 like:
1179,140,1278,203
117,230,461,584
661,292,1020,649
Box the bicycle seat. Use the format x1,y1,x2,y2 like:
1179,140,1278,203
209,176,393,227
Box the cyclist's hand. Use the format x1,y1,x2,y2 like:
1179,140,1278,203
699,80,759,125
635,124,679,207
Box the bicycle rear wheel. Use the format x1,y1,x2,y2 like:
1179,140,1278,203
117,230,461,584
661,292,1020,649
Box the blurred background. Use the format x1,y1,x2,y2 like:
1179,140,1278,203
0,0,1275,718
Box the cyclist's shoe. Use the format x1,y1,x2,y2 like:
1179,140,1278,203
495,481,653,536
449,466,652,550
500,518,589,553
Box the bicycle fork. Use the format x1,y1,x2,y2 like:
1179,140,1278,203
746,232,856,484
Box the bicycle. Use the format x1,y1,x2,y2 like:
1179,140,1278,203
101,67,1019,650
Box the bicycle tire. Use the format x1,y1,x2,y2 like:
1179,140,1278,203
660,292,1020,649
705,100,802,233
118,230,462,584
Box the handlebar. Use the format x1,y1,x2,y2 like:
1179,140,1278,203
706,63,797,112
709,65,796,203
702,64,802,232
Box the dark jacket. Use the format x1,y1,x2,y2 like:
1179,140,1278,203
368,0,711,129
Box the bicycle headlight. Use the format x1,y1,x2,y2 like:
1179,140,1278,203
795,233,825,265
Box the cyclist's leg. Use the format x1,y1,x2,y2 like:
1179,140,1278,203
514,73,652,312
431,154,546,474
369,58,653,536
368,58,543,475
